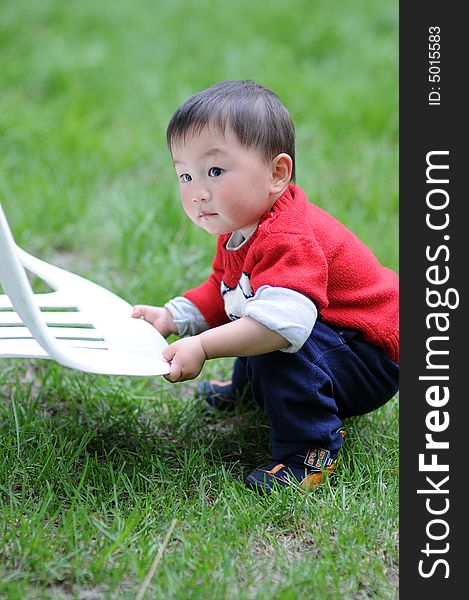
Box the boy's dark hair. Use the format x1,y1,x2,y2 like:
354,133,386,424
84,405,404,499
167,80,296,181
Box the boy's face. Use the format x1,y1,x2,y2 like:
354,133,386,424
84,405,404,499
171,126,277,237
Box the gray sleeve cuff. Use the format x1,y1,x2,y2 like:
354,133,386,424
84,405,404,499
164,297,209,337
242,286,317,353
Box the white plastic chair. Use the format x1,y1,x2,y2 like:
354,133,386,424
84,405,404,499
0,203,169,376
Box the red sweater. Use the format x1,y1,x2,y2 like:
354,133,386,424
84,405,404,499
184,184,399,363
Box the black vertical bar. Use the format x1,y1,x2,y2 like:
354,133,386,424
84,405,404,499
400,2,466,597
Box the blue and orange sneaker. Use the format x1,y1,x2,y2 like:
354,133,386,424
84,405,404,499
195,379,252,412
245,448,340,494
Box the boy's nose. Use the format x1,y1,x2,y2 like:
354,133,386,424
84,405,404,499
192,188,211,203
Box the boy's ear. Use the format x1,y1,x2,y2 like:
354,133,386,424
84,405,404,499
270,153,293,194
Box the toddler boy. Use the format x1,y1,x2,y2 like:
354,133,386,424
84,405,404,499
132,80,399,494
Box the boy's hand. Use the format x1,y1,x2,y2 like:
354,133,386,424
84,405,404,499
162,336,207,383
131,305,177,338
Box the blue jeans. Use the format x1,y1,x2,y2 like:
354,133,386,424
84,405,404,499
231,320,399,461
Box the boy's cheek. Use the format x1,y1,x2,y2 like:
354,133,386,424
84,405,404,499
181,202,197,223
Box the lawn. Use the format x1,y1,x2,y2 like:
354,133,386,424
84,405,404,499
0,0,399,598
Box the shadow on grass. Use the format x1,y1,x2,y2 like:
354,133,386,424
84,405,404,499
1,360,398,504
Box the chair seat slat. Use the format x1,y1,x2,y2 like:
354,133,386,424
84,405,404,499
0,338,109,356
0,311,94,327
0,326,105,341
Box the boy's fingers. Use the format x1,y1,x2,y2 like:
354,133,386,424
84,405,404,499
164,363,182,383
162,345,180,382
131,306,141,317
131,304,151,318
162,345,176,362
132,305,157,322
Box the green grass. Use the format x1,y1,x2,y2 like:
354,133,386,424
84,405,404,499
1,0,398,597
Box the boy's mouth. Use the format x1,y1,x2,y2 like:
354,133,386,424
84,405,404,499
199,211,218,217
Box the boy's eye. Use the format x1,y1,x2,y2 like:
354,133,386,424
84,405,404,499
180,173,192,183
209,167,223,177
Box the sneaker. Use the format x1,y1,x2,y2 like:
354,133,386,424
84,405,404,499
196,379,250,412
245,448,339,494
